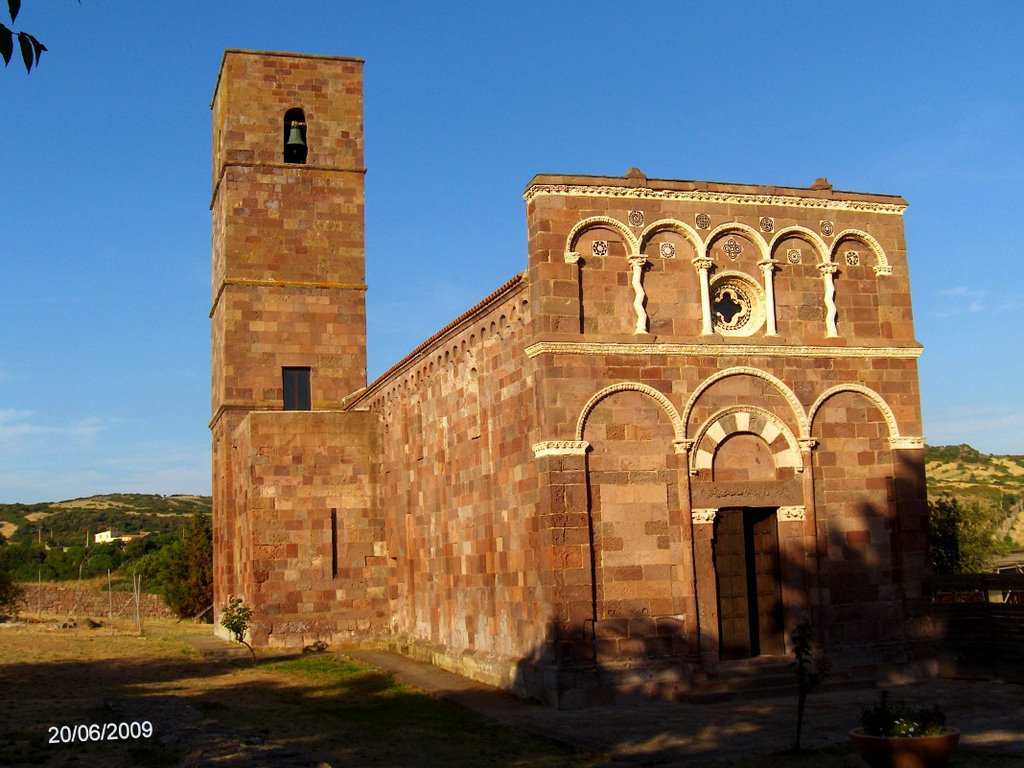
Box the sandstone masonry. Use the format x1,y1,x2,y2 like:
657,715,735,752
211,50,928,706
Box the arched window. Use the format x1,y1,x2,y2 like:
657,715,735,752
283,108,308,164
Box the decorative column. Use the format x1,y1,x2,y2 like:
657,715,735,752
759,258,779,336
690,507,719,658
798,437,825,626
818,262,839,338
626,254,649,334
564,251,584,335
674,439,700,655
777,503,808,645
693,256,714,335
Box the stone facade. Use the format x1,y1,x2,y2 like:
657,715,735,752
211,50,928,706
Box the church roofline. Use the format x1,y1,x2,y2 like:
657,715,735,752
348,272,527,407
523,171,907,214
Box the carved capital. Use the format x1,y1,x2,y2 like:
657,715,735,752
758,258,778,274
673,439,694,455
564,250,582,265
627,254,649,269
778,506,807,522
692,256,714,272
532,440,590,458
799,437,818,452
873,264,893,277
889,435,925,450
691,508,717,524
818,262,840,276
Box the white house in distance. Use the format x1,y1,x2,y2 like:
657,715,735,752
93,530,148,544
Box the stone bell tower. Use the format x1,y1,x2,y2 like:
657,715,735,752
210,51,382,642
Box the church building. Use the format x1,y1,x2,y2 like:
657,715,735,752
210,50,928,706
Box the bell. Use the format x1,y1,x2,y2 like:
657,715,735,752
284,120,308,164
286,123,306,147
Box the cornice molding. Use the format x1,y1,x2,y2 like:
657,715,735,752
525,341,923,360
350,273,527,407
210,277,366,317
523,184,907,215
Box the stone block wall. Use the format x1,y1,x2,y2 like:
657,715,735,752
351,278,544,686
519,173,927,684
227,410,385,647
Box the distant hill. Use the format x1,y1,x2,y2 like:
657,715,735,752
1,446,1022,548
0,494,211,548
926,444,1024,547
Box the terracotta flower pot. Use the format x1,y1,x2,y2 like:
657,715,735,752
849,727,960,768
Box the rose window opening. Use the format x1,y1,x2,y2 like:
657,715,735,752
712,287,749,329
709,273,765,336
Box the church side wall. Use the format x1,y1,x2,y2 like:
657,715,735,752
360,282,544,689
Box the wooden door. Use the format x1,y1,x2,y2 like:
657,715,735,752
715,508,751,660
750,510,784,656
714,508,784,659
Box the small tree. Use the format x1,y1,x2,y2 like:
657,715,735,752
0,561,25,618
929,496,1009,574
792,620,829,753
162,512,213,619
0,537,25,618
220,597,256,661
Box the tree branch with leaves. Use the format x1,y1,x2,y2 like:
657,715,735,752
2,0,79,74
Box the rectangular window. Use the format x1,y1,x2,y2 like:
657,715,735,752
282,367,311,411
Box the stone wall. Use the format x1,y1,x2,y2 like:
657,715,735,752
910,575,1024,683
19,582,174,620
353,277,540,688
228,410,385,647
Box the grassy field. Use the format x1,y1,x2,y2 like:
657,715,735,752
0,618,1020,767
0,618,591,767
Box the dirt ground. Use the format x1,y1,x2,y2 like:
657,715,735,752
0,616,589,768
2,617,1022,768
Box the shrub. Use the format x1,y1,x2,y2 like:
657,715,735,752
861,691,946,737
220,597,256,661
0,570,25,617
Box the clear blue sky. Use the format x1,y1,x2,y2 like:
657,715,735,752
1,1,1022,503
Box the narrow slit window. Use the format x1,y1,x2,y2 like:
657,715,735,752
282,367,311,410
330,508,338,579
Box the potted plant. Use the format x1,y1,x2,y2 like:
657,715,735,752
849,690,960,768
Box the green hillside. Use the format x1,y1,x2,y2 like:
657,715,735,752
0,494,210,548
925,444,1024,547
